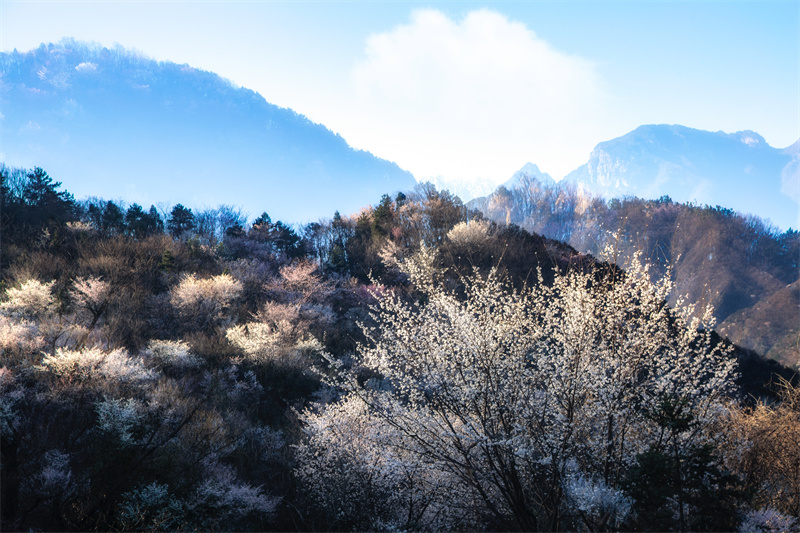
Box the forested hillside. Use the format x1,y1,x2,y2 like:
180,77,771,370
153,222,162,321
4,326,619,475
472,175,800,369
1,166,798,532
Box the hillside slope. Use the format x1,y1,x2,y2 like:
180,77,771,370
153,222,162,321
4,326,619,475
471,173,800,368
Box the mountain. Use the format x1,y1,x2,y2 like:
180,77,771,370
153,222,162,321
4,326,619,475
0,40,417,222
471,169,800,368
502,163,556,190
426,176,498,202
563,124,799,230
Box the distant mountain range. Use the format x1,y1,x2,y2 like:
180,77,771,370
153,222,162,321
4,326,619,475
562,124,799,230
439,125,797,230
2,40,797,229
0,40,416,222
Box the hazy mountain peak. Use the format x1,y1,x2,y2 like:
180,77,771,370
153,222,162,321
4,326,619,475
564,125,798,229
503,163,556,189
1,39,416,222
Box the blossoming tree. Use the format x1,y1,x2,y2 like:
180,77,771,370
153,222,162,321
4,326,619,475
297,245,737,531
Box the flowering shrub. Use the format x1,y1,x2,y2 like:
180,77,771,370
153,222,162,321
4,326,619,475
171,273,242,329
446,219,492,248
70,276,109,323
39,347,156,385
189,461,279,526
0,279,57,319
563,469,632,531
226,320,323,369
0,315,45,357
295,393,465,530
96,398,144,446
141,340,201,369
117,482,186,532
22,450,76,506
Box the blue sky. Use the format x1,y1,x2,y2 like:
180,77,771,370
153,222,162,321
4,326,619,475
1,1,798,188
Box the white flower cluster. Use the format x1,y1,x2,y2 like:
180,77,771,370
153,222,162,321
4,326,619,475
446,219,492,248
96,398,143,446
142,339,201,369
40,347,156,384
0,279,57,319
171,273,242,327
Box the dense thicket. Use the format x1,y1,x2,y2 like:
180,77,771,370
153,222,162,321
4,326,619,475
1,166,798,531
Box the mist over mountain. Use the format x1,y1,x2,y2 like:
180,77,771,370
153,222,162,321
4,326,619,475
563,124,799,230
0,40,416,222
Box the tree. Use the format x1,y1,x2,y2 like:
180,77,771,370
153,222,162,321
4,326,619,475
623,398,745,532
167,204,194,237
0,166,76,243
371,194,394,239
124,203,162,238
170,273,242,331
101,201,125,235
299,246,737,531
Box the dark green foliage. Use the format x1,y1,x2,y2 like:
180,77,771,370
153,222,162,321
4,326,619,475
269,221,304,257
125,204,164,238
327,241,348,274
253,212,272,227
371,193,394,238
624,397,747,532
102,201,126,235
159,249,176,272
1,165,77,245
167,204,195,237
624,450,676,531
625,445,746,532
244,213,305,259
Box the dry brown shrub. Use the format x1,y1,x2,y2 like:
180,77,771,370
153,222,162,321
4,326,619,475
720,376,800,517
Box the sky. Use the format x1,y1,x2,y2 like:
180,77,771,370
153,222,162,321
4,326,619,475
1,1,798,189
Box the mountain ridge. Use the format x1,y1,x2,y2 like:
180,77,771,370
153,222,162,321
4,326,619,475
561,124,798,229
1,39,416,222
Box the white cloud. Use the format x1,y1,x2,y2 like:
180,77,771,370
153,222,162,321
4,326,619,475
74,61,97,72
345,9,608,186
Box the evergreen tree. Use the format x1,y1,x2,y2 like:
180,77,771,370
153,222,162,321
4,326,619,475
167,204,195,237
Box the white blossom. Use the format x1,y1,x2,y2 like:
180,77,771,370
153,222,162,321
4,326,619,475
299,244,737,529
142,339,201,369
0,279,57,319
188,460,279,523
117,482,186,531
171,273,242,327
71,276,109,319
96,397,143,445
446,219,492,247
39,347,156,384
